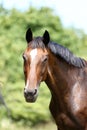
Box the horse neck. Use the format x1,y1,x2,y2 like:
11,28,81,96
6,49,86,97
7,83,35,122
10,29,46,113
45,52,77,98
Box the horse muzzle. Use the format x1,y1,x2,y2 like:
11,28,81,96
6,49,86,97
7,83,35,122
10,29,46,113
24,88,38,103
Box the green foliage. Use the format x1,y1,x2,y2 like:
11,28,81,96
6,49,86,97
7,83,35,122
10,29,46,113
0,6,87,126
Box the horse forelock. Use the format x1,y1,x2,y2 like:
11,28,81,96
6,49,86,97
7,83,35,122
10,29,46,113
28,37,45,49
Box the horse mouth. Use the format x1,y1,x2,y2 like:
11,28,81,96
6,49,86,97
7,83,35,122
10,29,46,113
25,96,37,103
24,92,38,103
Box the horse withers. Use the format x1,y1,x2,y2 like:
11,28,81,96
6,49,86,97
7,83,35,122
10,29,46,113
22,28,87,130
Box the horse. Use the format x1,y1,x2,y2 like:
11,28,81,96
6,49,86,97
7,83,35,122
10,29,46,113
22,28,87,130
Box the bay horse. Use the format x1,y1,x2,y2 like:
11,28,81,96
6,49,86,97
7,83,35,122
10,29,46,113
22,28,87,130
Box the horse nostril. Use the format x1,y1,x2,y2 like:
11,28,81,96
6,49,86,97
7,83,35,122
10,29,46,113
34,89,37,95
24,90,28,97
24,89,37,97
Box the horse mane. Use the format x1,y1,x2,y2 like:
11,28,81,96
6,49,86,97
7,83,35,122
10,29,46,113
48,42,86,68
29,37,86,68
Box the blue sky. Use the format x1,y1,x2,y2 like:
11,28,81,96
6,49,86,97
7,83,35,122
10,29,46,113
0,0,87,33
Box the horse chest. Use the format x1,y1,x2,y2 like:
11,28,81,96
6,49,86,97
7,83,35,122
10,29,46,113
50,98,84,130
55,113,84,130
49,83,87,130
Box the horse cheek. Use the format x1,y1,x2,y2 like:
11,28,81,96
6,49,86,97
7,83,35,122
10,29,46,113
41,65,48,81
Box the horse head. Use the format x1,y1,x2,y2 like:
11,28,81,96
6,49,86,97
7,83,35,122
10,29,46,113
23,28,50,102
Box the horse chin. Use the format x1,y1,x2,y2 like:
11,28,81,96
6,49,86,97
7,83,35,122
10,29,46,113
25,94,38,103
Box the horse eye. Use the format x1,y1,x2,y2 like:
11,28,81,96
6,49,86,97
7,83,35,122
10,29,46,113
42,56,48,63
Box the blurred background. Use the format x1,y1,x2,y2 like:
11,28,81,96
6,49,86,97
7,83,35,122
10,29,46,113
0,0,87,130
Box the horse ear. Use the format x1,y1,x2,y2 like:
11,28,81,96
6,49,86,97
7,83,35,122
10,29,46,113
43,30,50,45
26,28,33,43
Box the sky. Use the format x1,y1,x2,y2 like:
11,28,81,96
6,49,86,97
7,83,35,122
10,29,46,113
0,0,87,33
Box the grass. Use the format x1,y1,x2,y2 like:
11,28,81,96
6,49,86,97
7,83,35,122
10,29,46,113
0,118,57,130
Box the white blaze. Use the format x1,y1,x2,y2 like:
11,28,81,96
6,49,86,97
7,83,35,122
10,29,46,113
25,49,37,89
25,79,29,89
30,49,37,61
